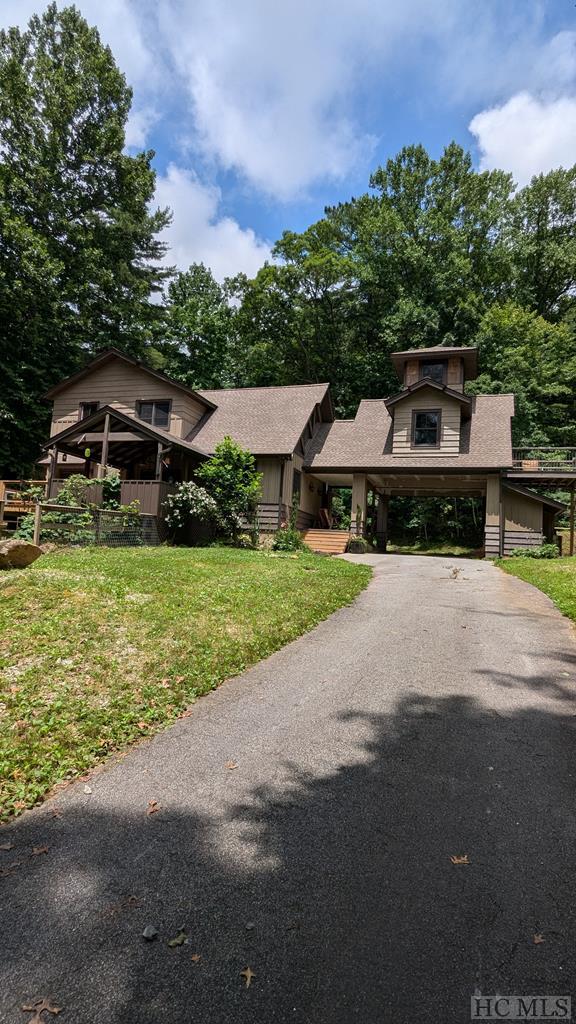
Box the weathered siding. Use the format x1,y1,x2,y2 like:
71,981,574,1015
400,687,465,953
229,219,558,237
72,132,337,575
392,393,461,457
50,360,207,439
256,458,283,503
504,491,543,533
447,357,463,391
484,479,546,556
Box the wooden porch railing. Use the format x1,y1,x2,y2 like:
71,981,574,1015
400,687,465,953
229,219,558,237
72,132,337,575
49,479,176,517
511,448,576,472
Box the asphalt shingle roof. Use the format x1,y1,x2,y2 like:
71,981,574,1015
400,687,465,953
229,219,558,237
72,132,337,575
190,383,331,455
304,394,515,470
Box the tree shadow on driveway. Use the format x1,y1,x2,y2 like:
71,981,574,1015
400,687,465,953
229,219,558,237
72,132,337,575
2,690,576,1024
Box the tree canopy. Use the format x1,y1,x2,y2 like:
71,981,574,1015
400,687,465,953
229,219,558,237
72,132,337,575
0,3,170,474
1,6,576,483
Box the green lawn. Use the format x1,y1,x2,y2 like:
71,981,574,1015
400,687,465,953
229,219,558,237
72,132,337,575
498,556,576,622
0,546,371,820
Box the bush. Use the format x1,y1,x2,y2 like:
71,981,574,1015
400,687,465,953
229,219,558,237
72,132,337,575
163,481,218,541
347,536,370,554
507,543,559,559
197,436,262,544
272,494,304,552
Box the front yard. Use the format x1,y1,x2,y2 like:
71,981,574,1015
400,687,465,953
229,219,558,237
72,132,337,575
0,547,371,820
498,556,576,622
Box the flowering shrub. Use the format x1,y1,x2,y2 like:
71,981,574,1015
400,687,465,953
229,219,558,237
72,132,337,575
163,481,218,537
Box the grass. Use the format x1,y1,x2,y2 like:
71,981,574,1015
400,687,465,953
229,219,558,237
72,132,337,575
0,546,371,820
387,539,482,558
498,556,576,622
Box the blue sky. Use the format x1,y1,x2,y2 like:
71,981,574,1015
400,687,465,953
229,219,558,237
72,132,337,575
2,1,576,280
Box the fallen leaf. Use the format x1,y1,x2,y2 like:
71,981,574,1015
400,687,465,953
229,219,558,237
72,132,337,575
0,842,14,852
450,854,470,865
83,784,92,795
180,709,194,718
147,800,160,816
240,966,255,988
137,721,148,730
13,800,27,810
49,807,62,819
21,997,62,1022
533,933,545,944
31,846,49,857
175,676,185,683
190,953,201,963
167,929,187,947
225,761,238,771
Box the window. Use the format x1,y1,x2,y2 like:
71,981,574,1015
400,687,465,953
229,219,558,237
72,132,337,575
419,360,446,384
412,409,441,447
78,402,99,420
292,469,301,498
136,400,171,429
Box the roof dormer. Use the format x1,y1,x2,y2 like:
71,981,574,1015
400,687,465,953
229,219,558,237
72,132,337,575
390,346,478,393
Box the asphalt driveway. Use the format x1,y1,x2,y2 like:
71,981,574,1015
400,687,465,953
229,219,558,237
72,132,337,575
2,554,576,1024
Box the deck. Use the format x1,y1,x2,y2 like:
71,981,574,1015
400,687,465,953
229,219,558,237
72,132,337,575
510,448,576,479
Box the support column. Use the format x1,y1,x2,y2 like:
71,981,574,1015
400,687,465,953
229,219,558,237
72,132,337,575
484,475,502,558
46,446,58,498
375,494,388,552
98,413,111,479
351,474,368,535
565,481,569,557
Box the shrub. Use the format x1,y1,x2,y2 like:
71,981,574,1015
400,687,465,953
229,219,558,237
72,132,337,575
197,436,262,543
507,543,559,559
163,481,218,541
347,536,370,554
273,494,304,551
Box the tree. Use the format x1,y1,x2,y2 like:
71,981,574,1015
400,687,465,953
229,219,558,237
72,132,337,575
511,167,576,321
159,264,233,389
228,144,515,416
196,437,262,543
469,302,576,445
0,4,171,474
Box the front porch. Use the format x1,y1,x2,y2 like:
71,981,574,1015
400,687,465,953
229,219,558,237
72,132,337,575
40,404,206,519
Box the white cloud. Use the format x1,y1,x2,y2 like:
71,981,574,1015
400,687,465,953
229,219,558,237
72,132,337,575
125,107,159,149
469,92,576,186
155,164,271,281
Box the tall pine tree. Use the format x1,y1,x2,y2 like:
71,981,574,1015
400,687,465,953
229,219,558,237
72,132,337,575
0,4,171,474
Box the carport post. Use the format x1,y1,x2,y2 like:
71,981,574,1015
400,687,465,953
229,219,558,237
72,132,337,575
565,481,569,557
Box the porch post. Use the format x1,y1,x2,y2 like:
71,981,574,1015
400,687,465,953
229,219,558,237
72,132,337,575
351,474,368,535
98,413,111,478
155,442,163,481
375,494,388,552
565,481,569,557
46,446,58,498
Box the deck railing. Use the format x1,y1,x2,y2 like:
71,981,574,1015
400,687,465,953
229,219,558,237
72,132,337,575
512,448,576,473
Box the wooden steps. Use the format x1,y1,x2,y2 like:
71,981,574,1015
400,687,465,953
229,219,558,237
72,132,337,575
302,529,350,555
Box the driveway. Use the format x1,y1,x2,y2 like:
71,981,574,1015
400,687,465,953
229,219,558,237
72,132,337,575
2,554,576,1023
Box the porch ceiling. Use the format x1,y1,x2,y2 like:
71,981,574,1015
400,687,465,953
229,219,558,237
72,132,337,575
311,470,487,497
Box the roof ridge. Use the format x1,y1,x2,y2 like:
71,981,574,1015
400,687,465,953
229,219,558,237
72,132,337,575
199,382,330,394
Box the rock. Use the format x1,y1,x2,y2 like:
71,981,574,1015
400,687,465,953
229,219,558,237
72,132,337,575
0,540,43,570
142,925,158,941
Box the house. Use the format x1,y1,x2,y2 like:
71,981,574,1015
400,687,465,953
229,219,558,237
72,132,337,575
40,345,573,556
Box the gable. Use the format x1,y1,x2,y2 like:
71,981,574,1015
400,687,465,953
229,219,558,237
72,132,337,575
49,357,208,440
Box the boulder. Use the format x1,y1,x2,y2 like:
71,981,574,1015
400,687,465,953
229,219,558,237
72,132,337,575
0,539,43,569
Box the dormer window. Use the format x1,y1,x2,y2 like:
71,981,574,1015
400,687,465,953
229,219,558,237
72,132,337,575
412,409,441,447
79,402,99,420
136,400,171,429
419,360,446,384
